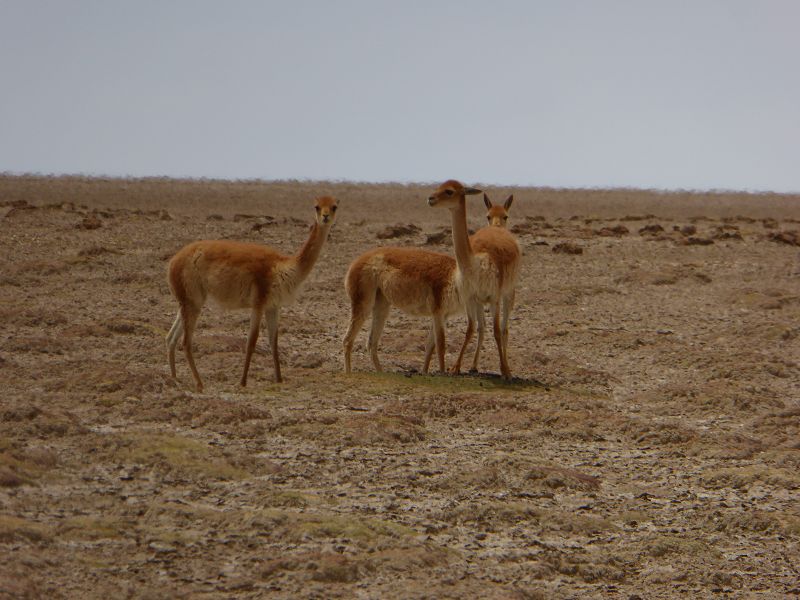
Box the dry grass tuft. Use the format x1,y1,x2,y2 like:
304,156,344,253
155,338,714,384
106,432,250,480
702,465,800,490
526,465,601,491
0,516,51,543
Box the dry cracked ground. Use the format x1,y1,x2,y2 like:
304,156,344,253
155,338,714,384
1,176,799,599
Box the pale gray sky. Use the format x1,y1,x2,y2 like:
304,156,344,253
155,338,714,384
1,1,798,192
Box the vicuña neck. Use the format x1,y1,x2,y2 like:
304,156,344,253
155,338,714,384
294,222,330,278
450,200,475,273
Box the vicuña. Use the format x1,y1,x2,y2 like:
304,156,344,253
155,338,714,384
166,196,338,390
428,181,521,379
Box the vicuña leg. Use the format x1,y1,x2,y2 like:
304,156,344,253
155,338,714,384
432,314,446,373
490,301,511,379
265,307,282,383
181,305,203,392
470,304,486,373
166,311,184,379
240,305,264,387
367,292,390,372
451,313,475,375
342,290,376,374
501,290,515,360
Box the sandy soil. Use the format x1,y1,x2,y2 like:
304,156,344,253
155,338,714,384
1,175,799,599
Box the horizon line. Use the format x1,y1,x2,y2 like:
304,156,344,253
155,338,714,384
2,170,798,197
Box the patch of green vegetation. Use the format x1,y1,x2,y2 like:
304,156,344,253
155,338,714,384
342,370,548,395
113,432,249,480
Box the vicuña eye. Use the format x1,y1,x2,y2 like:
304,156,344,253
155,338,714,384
445,189,454,196
331,205,337,212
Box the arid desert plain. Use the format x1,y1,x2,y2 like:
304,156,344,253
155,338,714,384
1,175,799,599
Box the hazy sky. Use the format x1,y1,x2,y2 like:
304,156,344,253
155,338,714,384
1,1,799,192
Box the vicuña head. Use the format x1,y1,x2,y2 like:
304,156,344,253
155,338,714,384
484,193,513,228
427,179,482,208
314,195,338,225
166,195,338,391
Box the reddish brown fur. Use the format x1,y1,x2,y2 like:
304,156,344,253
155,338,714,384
469,227,520,290
166,196,337,390
343,247,461,374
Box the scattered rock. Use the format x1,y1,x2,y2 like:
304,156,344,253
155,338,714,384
251,216,277,231
0,466,25,487
78,245,119,257
425,230,451,245
595,224,629,237
679,225,697,236
376,224,421,239
639,224,664,235
712,228,743,241
510,223,535,235
552,242,583,254
683,237,714,246
768,230,799,246
762,218,779,229
206,214,224,221
77,215,102,230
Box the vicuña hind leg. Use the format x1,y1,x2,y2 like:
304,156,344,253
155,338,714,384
423,325,435,373
501,290,515,361
240,306,264,387
490,302,511,380
342,289,376,374
166,311,184,378
265,307,282,383
181,306,203,392
433,314,446,373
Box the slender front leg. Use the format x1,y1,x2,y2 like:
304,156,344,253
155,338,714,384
451,312,475,375
265,307,282,383
241,306,264,387
470,303,486,373
423,325,435,374
433,314,446,373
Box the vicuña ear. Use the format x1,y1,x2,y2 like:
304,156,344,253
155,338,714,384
504,195,514,210
483,193,492,209
464,187,482,196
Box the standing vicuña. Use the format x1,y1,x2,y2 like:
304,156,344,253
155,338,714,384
428,181,521,379
166,196,338,390
342,245,466,375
